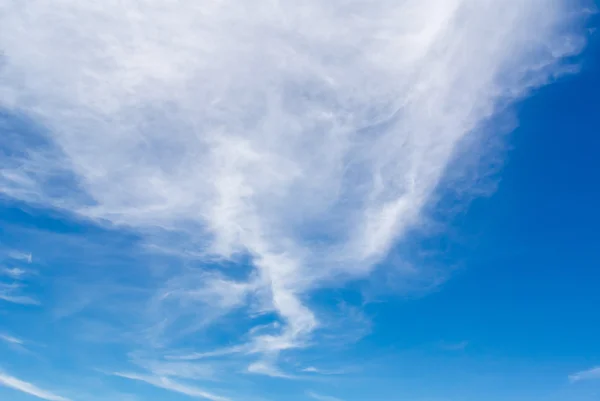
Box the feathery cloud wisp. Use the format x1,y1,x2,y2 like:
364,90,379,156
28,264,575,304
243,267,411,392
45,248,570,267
307,391,344,401
0,267,27,279
113,372,229,401
0,334,23,345
0,292,39,305
0,282,39,305
0,0,587,374
0,372,71,401
7,251,33,264
569,366,600,383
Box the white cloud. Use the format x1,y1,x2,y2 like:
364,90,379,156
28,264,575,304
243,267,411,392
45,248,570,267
307,391,344,401
569,366,600,383
0,334,23,345
167,345,250,362
0,333,33,355
438,341,469,351
0,372,71,401
301,366,350,375
0,294,38,305
0,250,37,305
113,372,229,401
147,270,255,343
128,353,216,381
0,282,39,305
247,360,296,379
0,0,588,375
7,251,33,264
0,267,27,279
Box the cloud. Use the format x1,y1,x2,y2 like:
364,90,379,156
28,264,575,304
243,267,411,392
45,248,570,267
0,333,24,345
301,366,350,375
307,391,344,401
167,345,250,362
112,372,229,401
147,270,255,343
0,282,39,305
127,352,216,381
569,366,600,383
7,251,33,264
247,360,297,379
0,0,588,376
0,293,39,305
0,250,38,304
0,267,28,279
438,341,469,351
0,333,34,355
0,372,71,401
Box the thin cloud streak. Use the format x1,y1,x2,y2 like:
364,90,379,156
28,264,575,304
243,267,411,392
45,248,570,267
569,366,600,383
438,341,469,351
0,372,71,401
247,360,297,379
0,334,24,345
7,251,33,264
113,372,229,401
0,293,40,305
0,0,588,375
307,391,344,401
302,366,351,375
0,282,39,305
0,267,28,279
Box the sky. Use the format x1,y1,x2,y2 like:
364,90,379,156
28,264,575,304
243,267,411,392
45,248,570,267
0,1,599,401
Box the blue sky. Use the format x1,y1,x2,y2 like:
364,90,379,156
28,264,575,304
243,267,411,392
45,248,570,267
0,2,599,401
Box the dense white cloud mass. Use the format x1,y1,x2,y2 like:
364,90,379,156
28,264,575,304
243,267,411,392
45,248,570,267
0,0,586,375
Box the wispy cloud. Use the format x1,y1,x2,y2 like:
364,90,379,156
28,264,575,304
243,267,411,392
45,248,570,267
0,282,39,305
0,0,588,379
0,372,70,401
7,251,33,264
127,353,216,381
301,366,351,376
0,333,35,356
569,366,600,383
438,341,469,351
0,293,40,305
247,360,297,379
113,372,229,401
0,250,38,305
0,267,28,279
307,391,344,401
168,345,250,362
0,333,24,345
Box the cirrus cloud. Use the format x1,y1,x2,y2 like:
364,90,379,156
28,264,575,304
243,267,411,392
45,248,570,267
0,372,71,401
0,0,588,379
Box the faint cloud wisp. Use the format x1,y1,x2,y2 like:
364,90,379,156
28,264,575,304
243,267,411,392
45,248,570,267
569,366,600,383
